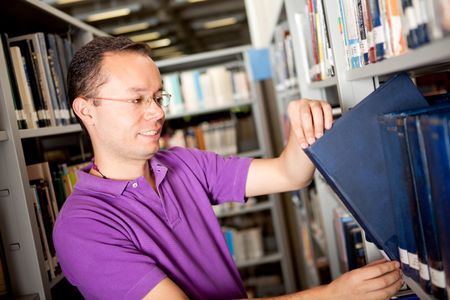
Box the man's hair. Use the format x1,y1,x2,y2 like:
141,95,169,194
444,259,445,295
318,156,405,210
67,36,152,120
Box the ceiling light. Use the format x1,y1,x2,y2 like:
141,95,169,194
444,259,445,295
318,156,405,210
187,0,207,3
152,46,182,56
148,38,171,49
130,32,161,42
85,8,131,22
57,0,86,4
203,17,238,29
112,22,151,35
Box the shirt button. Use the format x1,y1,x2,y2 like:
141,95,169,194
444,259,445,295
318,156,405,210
132,182,138,188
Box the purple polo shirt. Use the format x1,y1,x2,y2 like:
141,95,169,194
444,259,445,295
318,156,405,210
53,147,252,300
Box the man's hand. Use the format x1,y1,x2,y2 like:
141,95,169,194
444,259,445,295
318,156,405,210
287,99,333,149
320,259,403,300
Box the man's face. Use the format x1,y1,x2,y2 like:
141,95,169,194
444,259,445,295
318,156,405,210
89,52,165,162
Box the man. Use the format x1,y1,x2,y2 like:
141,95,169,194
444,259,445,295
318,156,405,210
53,37,403,300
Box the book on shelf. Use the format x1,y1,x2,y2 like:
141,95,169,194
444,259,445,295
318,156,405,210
302,73,423,271
420,113,450,298
162,64,251,116
333,208,367,273
304,72,450,297
0,231,10,296
161,119,238,156
7,32,75,128
336,0,449,70
1,33,28,129
271,22,299,88
222,227,264,263
291,0,334,83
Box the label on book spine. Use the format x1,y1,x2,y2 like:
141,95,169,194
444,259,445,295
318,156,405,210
399,248,409,265
430,268,446,288
373,26,385,44
405,7,418,30
419,262,430,280
408,253,419,270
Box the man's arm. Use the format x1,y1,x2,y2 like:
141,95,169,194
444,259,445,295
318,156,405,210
246,99,333,197
142,278,189,300
245,260,403,300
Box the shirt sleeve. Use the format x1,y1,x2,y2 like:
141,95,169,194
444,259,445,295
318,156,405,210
168,147,253,205
53,215,167,300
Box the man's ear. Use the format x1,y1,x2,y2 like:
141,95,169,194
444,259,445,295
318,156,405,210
72,97,95,126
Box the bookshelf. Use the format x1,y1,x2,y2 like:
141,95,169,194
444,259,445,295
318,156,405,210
276,0,450,299
156,46,296,296
0,1,107,299
267,0,341,290
0,131,7,142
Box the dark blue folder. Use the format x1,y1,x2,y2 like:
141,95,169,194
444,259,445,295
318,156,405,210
303,73,428,261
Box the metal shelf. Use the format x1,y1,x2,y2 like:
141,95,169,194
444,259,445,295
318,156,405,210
346,37,450,81
308,77,338,89
49,272,65,289
19,124,82,139
215,201,273,218
403,275,434,300
165,99,254,120
236,252,282,269
156,45,250,69
2,1,107,37
0,130,7,142
238,148,265,158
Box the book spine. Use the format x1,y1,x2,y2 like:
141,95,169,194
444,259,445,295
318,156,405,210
397,117,427,288
1,34,28,129
420,114,450,298
369,0,385,61
363,0,377,63
343,0,364,68
356,0,370,64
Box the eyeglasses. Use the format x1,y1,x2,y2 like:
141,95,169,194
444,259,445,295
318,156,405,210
87,91,171,108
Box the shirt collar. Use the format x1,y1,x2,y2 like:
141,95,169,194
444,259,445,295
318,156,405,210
75,158,168,197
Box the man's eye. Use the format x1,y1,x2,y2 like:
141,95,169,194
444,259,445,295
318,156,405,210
131,97,144,104
154,96,163,105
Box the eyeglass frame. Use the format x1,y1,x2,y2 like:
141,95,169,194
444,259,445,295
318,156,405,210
83,91,172,108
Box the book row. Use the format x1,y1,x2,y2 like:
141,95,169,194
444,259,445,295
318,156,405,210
270,23,299,90
294,0,335,82
26,161,86,281
336,0,450,69
1,32,75,129
304,73,450,300
333,208,367,273
162,65,252,116
379,103,450,299
222,227,265,263
161,119,239,156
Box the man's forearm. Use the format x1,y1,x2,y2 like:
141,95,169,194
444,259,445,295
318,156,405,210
278,128,316,189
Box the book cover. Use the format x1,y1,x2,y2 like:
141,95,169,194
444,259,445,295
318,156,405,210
303,73,428,261
1,34,27,129
405,112,449,298
420,113,450,298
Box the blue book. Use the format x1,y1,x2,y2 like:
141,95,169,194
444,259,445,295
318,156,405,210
378,114,416,278
369,0,385,61
401,0,420,49
406,110,450,298
303,73,428,261
420,113,450,299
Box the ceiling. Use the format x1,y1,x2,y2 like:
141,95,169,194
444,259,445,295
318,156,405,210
44,0,251,60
